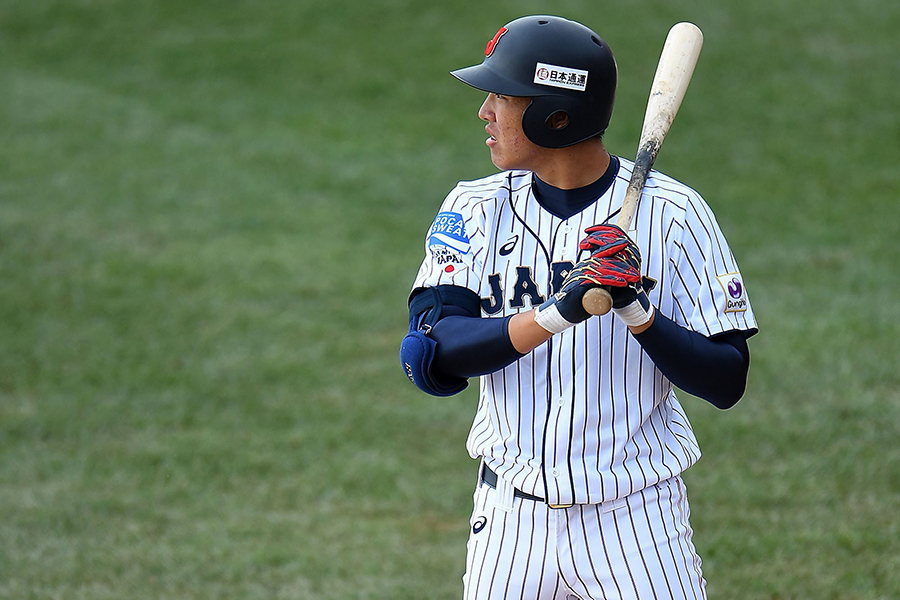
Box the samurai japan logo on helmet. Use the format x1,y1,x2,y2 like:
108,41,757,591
451,15,618,149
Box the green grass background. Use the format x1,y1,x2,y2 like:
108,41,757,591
1,0,898,598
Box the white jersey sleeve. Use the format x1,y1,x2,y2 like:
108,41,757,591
664,182,758,338
411,173,508,298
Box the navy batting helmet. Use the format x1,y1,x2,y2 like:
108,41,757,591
451,16,618,149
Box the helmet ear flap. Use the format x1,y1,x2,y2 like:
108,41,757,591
522,95,606,148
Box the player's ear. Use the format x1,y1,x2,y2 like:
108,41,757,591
546,110,569,130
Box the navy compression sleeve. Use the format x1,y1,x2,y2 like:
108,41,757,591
427,304,751,407
633,311,751,409
429,313,526,379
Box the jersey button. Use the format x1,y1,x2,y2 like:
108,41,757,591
557,397,565,406
551,468,560,477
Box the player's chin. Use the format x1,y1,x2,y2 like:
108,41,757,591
488,149,514,171
488,141,537,172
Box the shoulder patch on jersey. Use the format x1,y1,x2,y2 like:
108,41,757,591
717,272,749,313
428,211,470,254
429,245,467,273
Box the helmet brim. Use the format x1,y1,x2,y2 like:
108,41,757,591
450,63,544,98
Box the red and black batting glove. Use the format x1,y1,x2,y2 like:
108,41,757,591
533,256,638,334
579,225,656,328
584,251,641,288
578,223,633,258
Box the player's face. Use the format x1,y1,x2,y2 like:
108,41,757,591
478,93,545,171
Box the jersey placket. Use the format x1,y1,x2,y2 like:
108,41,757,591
541,216,585,507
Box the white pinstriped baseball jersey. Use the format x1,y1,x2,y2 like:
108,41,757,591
412,157,757,507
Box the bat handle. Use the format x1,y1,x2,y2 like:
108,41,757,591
583,287,613,316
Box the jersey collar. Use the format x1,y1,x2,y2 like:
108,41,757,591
531,155,620,220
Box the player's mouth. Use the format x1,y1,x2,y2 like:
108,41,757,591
485,127,498,147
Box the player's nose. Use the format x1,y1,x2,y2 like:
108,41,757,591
478,95,495,122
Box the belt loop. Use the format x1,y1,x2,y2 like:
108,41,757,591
493,471,515,513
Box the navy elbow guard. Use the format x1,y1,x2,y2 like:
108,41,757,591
400,286,480,397
400,319,467,396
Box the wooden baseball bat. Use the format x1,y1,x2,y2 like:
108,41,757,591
582,22,704,315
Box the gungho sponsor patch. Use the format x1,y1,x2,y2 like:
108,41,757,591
534,62,589,92
717,272,748,313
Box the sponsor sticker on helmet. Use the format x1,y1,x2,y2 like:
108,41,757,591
534,62,589,92
717,272,748,313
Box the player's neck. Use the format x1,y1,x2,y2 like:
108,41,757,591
532,139,610,190
532,155,619,219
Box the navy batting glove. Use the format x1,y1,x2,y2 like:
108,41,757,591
534,258,607,334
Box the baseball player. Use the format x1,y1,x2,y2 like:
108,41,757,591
400,15,757,600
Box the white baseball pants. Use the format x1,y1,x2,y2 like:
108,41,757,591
462,473,707,600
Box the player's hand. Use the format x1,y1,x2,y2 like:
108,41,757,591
580,226,655,328
533,257,630,334
579,223,632,258
587,250,642,290
601,247,655,328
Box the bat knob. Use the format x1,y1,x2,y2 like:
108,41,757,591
583,288,613,316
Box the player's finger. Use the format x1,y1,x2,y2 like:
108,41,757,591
579,224,632,257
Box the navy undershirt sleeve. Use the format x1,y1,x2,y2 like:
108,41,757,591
429,313,526,379
426,308,752,405
633,311,751,409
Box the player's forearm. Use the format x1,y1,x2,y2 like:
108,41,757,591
509,310,554,353
430,315,527,379
632,311,750,409
428,310,553,379
627,311,655,335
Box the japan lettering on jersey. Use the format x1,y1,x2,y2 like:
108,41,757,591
412,161,758,506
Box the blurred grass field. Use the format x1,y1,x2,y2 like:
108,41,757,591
1,0,899,598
